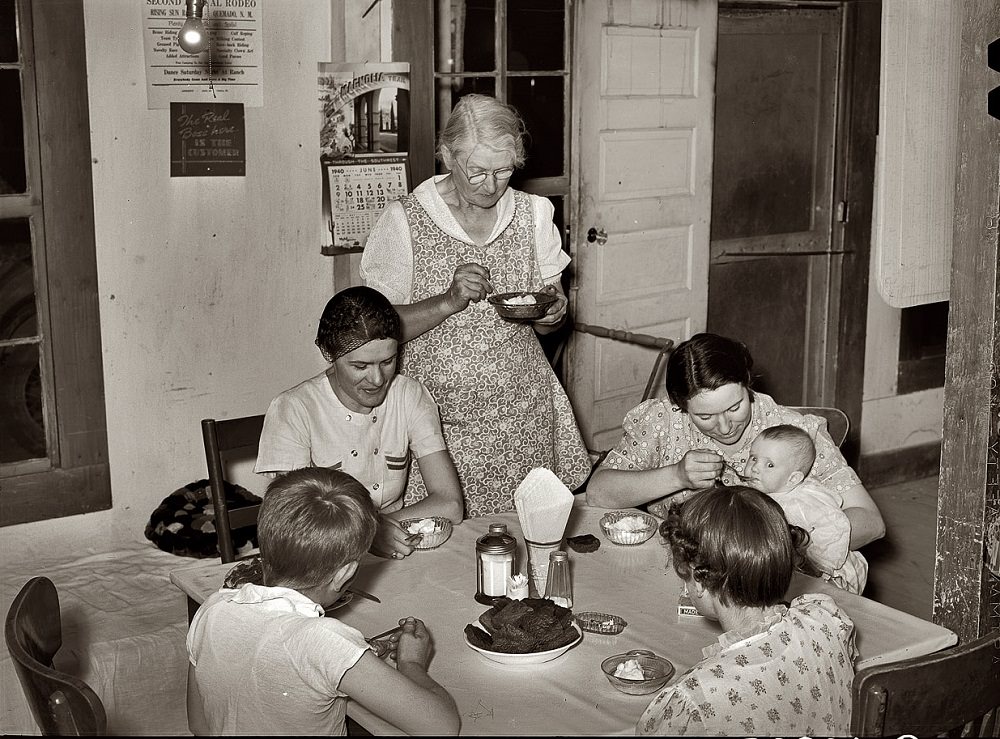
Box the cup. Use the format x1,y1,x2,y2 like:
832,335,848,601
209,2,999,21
525,539,561,598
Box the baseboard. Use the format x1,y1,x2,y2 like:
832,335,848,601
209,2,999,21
858,441,941,488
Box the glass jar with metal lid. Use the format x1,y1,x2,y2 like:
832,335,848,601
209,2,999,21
475,523,517,605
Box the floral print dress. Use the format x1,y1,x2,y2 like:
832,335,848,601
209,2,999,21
636,594,857,736
396,190,590,516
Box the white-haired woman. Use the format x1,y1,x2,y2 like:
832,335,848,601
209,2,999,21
361,94,590,517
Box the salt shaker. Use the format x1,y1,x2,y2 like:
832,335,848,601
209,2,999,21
543,550,573,608
475,523,517,605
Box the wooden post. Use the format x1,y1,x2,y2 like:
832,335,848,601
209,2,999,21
933,0,1000,641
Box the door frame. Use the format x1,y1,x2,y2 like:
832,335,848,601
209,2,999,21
716,0,880,465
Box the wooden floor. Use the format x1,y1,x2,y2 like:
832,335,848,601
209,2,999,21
862,474,939,621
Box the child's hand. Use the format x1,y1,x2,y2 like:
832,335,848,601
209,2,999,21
394,617,433,670
372,518,416,560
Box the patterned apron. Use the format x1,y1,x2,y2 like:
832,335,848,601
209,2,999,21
399,190,591,516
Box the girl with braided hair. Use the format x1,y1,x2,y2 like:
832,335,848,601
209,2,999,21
255,286,463,560
637,484,856,736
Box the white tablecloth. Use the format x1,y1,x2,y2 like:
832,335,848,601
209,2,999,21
171,503,957,735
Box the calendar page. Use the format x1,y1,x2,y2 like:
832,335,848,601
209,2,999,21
327,154,409,249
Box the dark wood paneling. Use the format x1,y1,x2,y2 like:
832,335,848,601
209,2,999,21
392,0,435,185
1,464,111,525
1,0,110,526
934,0,1000,641
859,441,942,490
833,0,880,467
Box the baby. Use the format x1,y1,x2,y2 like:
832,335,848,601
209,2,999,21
743,425,868,594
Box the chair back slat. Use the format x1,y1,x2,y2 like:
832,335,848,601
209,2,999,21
201,416,265,563
4,577,107,736
788,405,850,447
851,629,1000,736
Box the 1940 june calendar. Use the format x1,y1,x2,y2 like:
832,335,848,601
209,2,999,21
326,154,409,250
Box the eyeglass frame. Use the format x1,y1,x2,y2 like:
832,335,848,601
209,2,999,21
452,159,516,186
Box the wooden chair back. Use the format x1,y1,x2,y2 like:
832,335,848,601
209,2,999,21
788,405,850,447
4,577,107,736
851,629,1000,736
201,415,266,563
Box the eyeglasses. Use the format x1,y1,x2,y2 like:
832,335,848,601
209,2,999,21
454,160,516,186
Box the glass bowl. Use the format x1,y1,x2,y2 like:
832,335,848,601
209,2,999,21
599,511,658,545
601,650,675,695
399,517,453,550
487,291,558,321
575,611,628,635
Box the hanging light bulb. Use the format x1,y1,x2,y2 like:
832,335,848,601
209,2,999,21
178,0,209,55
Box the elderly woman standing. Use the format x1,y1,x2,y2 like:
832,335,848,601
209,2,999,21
587,332,885,550
255,286,463,560
361,94,590,516
639,485,856,736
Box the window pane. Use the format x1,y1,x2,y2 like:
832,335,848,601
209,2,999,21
508,0,564,71
436,76,496,143
0,342,46,463
438,0,496,73
0,218,36,339
0,69,26,194
508,75,564,178
0,1,17,63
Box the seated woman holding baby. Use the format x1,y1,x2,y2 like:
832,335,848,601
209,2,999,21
586,332,885,555
638,485,856,736
255,286,464,560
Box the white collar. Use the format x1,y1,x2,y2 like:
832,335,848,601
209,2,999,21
224,583,325,618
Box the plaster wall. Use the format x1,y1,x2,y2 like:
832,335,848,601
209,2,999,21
3,0,395,555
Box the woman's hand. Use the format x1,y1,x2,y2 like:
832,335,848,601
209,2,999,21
532,283,567,328
444,263,493,313
371,518,421,560
677,449,725,489
395,617,433,669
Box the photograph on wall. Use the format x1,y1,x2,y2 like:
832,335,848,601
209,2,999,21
317,62,410,252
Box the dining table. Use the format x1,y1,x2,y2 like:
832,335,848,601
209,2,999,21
169,501,958,736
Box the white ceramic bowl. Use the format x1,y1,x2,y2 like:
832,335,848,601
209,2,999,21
464,621,583,665
599,511,658,546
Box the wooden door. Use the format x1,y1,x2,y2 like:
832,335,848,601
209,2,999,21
566,0,718,452
707,6,842,406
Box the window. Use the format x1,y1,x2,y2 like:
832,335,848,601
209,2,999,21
897,301,949,394
433,0,572,237
1,0,109,526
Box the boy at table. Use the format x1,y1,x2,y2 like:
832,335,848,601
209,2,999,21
743,424,868,594
186,467,460,736
255,286,464,561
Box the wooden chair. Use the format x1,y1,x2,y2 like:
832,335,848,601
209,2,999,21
851,629,1000,736
788,405,850,447
201,415,266,563
4,577,107,736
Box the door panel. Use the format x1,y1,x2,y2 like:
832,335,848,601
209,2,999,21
707,6,842,406
568,0,717,450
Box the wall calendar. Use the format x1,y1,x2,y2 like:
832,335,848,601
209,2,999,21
325,154,409,253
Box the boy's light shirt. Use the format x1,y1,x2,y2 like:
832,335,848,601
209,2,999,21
187,583,326,665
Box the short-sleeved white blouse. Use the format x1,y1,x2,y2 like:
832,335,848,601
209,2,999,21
603,391,861,511
360,175,571,304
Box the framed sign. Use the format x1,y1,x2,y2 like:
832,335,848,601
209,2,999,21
324,154,409,253
170,102,246,177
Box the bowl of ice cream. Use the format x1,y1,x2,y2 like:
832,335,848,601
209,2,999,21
601,650,675,695
487,291,558,321
399,517,453,550
599,511,658,546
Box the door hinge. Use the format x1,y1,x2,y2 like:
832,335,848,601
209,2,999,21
836,201,849,223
